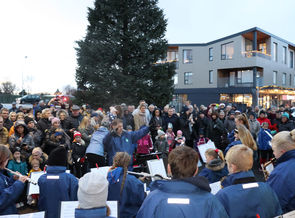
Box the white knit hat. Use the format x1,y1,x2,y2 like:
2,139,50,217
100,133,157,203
78,171,109,209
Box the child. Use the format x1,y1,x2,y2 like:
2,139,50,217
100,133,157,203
165,123,175,152
174,130,185,147
28,147,48,170
72,131,87,178
154,130,169,167
216,144,282,217
27,158,42,206
137,133,153,154
257,122,273,165
198,148,228,183
194,129,210,150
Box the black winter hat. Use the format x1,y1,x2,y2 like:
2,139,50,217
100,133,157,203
47,146,67,166
24,116,34,125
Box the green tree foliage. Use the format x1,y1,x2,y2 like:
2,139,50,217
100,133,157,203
75,0,175,108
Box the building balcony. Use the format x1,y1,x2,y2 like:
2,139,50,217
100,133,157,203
218,77,263,88
242,50,271,60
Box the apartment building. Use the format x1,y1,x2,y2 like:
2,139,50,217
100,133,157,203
167,27,295,109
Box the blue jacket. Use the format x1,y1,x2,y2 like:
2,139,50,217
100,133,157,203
107,167,145,218
198,159,228,183
103,126,149,166
38,166,78,218
86,127,109,156
75,207,115,218
267,149,295,213
0,170,24,215
136,176,228,218
257,128,272,150
224,140,242,155
217,170,282,218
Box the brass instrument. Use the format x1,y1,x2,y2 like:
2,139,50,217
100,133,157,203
262,158,276,180
5,168,37,185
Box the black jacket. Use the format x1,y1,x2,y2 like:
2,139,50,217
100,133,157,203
278,120,295,132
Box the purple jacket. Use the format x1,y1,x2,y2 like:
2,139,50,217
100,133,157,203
137,134,153,154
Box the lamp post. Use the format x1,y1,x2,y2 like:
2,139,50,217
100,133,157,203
22,56,28,96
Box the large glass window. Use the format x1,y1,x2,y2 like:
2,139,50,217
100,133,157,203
209,48,213,61
221,42,234,60
283,46,287,64
183,49,192,64
174,72,178,85
273,71,277,84
290,74,292,86
237,70,253,84
209,70,213,84
184,72,193,85
283,73,287,85
290,51,294,68
273,42,278,62
259,43,267,54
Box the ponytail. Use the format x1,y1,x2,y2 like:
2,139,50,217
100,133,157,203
205,148,225,162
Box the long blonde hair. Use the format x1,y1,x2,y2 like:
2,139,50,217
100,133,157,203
79,116,90,130
237,124,257,151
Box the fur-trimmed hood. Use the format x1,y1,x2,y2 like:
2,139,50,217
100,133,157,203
206,159,225,171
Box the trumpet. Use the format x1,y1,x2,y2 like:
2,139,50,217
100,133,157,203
261,158,276,180
5,168,38,185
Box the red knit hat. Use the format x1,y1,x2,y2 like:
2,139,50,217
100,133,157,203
74,131,82,138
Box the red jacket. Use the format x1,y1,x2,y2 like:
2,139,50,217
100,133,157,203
257,117,274,130
137,134,153,154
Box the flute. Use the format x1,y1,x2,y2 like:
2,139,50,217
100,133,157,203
5,168,37,185
127,171,171,180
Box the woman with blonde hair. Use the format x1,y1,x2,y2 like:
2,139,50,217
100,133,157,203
228,113,250,143
267,130,295,213
107,152,145,218
78,116,94,146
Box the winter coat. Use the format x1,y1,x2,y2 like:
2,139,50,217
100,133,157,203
134,112,148,131
193,116,211,138
267,149,295,213
209,118,226,148
78,126,94,145
163,114,179,134
3,118,13,132
257,117,272,129
179,113,192,141
154,138,169,153
75,207,115,218
86,126,109,157
38,166,78,218
224,140,242,155
224,118,235,133
28,127,43,147
136,176,228,218
198,159,228,183
217,170,282,218
137,134,153,154
66,114,84,131
258,129,272,150
0,127,9,146
149,116,164,138
103,126,149,166
72,141,86,163
123,113,135,130
7,160,28,176
278,120,294,132
37,118,51,135
107,167,145,218
249,119,260,139
0,170,24,215
43,127,71,155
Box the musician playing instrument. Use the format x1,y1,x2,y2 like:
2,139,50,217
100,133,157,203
0,145,28,215
267,130,295,213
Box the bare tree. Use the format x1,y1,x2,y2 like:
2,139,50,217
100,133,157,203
63,85,77,96
1,81,16,94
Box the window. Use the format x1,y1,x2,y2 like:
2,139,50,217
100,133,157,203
283,73,287,85
293,75,295,86
209,48,213,61
209,70,213,84
174,72,178,85
283,46,287,64
184,72,193,85
290,74,292,86
290,51,294,68
237,70,253,84
273,71,277,84
221,42,234,60
273,42,278,62
183,49,192,64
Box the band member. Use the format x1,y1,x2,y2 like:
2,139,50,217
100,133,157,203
38,146,78,218
217,144,282,217
0,145,27,215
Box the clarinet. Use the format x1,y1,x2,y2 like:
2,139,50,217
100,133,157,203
5,168,38,185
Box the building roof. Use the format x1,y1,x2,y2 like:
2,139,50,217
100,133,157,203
168,27,295,48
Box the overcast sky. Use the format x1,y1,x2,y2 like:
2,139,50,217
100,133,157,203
0,0,295,94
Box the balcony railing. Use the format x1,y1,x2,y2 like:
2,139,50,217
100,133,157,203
242,50,271,60
218,77,263,88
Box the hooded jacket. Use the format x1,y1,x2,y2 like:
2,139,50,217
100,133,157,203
75,207,115,218
257,128,272,150
86,126,109,157
38,166,78,218
267,149,295,213
107,167,145,218
136,176,228,218
0,170,24,215
199,159,228,183
217,170,282,218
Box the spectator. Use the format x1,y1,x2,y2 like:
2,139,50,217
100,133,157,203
1,108,13,131
257,110,272,129
66,105,84,138
36,108,52,144
78,116,94,146
25,116,42,147
136,146,228,218
248,112,260,141
9,102,17,113
43,127,70,155
0,116,9,147
149,108,164,143
57,109,70,132
134,104,149,131
179,106,193,147
257,122,273,165
72,131,87,178
136,131,153,154
193,111,210,139
210,111,227,150
28,147,48,170
122,107,134,131
278,112,294,132
163,107,179,135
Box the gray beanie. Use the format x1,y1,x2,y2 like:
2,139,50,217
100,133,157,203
78,171,109,209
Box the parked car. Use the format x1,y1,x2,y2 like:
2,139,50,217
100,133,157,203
19,94,41,104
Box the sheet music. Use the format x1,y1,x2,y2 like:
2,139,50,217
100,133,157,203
28,171,45,195
275,209,295,217
209,181,221,195
20,211,45,218
90,166,111,178
147,158,167,181
0,215,18,218
198,140,216,163
266,163,274,175
60,201,118,218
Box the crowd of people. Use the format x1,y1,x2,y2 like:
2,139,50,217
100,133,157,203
0,98,295,217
